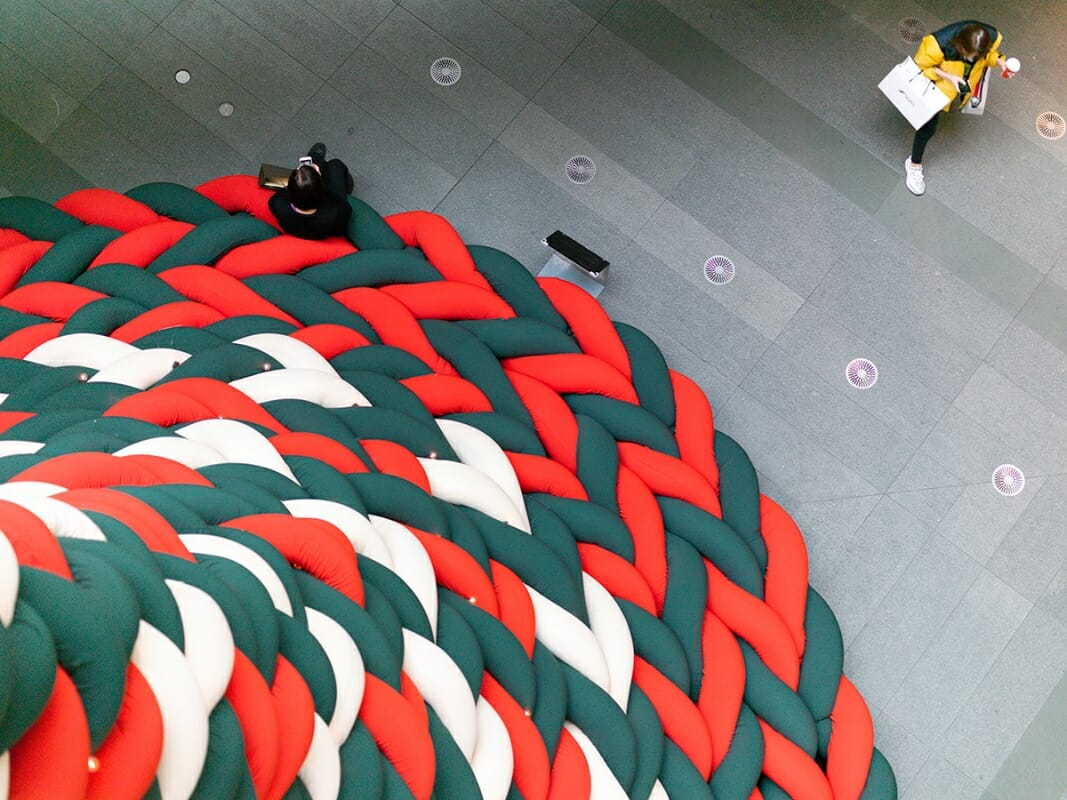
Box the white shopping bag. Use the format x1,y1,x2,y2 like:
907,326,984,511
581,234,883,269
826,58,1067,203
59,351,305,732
960,71,988,115
878,57,951,129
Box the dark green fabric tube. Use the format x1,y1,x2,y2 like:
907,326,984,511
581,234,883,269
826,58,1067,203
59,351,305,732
434,601,484,698
617,599,689,693
294,572,402,690
467,245,569,330
440,589,536,711
242,275,380,343
797,588,844,722
574,415,620,514
360,558,433,640
657,498,764,600
457,318,581,359
708,703,763,800
661,533,708,702
626,685,666,800
712,431,766,569
300,250,439,292
329,345,433,380
530,494,633,563
613,321,675,429
17,225,120,286
189,699,247,800
0,600,56,752
738,640,817,756
75,262,189,307
442,412,547,457
126,182,228,224
659,739,714,800
277,613,336,721
338,721,386,800
427,707,484,800
559,662,637,791
529,641,567,758
0,195,84,240
146,214,278,273
564,394,679,457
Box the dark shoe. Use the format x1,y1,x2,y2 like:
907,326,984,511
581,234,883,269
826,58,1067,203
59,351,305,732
308,142,326,161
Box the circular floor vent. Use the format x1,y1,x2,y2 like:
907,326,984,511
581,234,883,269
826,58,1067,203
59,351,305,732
845,358,878,389
703,255,735,285
430,57,462,86
1036,112,1065,141
898,17,925,43
566,155,596,184
992,464,1025,496
175,69,191,85
218,102,234,117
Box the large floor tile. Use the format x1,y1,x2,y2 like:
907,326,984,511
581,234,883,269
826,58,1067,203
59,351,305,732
123,28,289,163
884,569,1032,742
295,84,458,211
499,104,665,237
1,0,117,100
740,344,917,491
714,388,880,506
903,756,983,800
365,7,527,138
330,45,492,177
0,45,79,143
162,0,324,119
941,606,1067,787
815,496,931,646
35,0,156,63
634,202,804,341
845,534,980,710
954,365,1067,475
215,0,360,78
987,475,1067,603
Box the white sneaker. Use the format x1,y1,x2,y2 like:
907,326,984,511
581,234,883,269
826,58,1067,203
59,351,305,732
904,157,925,195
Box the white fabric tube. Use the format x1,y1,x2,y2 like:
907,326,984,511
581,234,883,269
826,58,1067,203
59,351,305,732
418,458,526,531
176,419,298,482
564,722,629,800
88,348,191,389
179,534,293,617
470,698,513,800
234,333,337,374
436,419,530,531
368,515,437,638
0,531,17,626
401,630,478,759
297,714,341,800
1,496,106,541
283,499,392,568
526,586,610,692
115,437,225,470
24,333,137,369
165,580,236,709
583,574,634,712
306,608,364,744
229,369,369,409
131,621,210,800
0,441,43,457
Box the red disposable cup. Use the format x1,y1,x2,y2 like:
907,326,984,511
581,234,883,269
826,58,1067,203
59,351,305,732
1001,57,1020,78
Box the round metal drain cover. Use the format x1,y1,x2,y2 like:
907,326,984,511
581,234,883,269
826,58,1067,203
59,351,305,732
898,17,925,43
992,464,1025,496
175,69,191,85
1036,112,1065,140
566,155,596,184
845,358,878,389
703,255,735,285
218,101,235,117
430,57,462,86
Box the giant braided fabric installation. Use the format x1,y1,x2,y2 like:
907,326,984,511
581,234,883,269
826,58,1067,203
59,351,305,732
0,175,898,800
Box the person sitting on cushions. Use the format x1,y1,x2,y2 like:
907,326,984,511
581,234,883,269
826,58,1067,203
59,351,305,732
269,142,354,239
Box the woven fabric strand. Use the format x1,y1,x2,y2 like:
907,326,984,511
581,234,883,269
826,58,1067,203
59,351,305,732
0,177,898,800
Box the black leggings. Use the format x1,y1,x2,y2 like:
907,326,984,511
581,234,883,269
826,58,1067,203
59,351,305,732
911,112,941,164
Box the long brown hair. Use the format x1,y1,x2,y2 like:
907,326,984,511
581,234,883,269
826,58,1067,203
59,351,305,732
948,23,991,60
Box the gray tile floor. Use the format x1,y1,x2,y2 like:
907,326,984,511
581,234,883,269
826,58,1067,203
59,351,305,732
2,1,1066,797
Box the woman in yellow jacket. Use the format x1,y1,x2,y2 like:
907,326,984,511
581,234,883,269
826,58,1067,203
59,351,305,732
904,20,1013,195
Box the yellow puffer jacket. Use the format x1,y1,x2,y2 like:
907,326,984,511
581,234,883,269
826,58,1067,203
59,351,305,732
914,21,1003,111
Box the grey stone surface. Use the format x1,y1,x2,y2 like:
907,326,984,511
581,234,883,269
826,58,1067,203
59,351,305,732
2,0,1065,794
